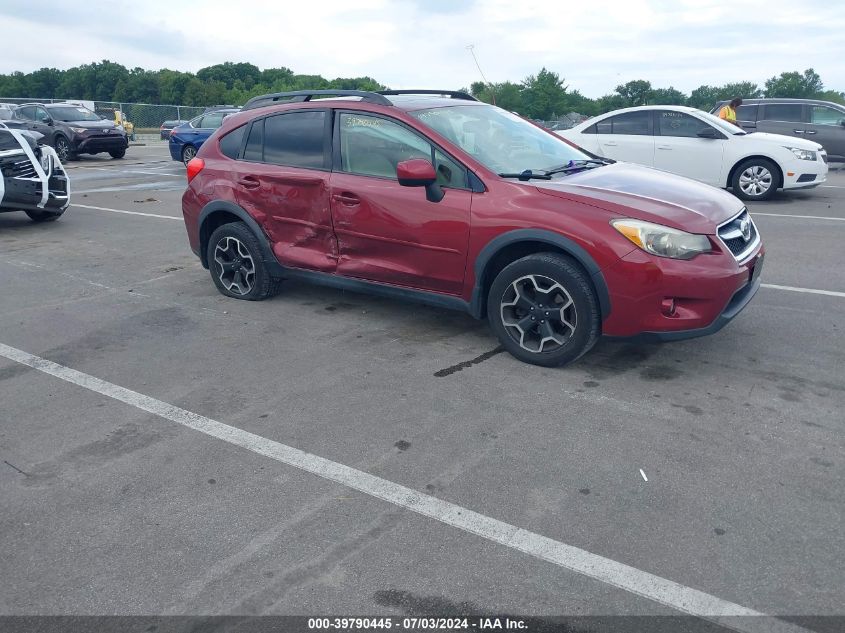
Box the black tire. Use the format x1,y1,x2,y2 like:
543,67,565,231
487,253,600,367
53,135,73,162
731,158,780,201
181,145,197,165
25,209,63,223
206,222,281,301
109,149,126,159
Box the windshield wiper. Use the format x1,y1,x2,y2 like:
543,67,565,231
497,169,552,181
543,159,612,176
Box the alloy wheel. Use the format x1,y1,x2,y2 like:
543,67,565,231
182,146,196,165
500,274,577,353
213,236,256,296
55,137,69,162
739,165,773,197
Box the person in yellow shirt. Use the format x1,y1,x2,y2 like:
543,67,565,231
718,98,744,128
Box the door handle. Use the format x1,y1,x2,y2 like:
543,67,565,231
603,141,618,146
793,129,805,134
804,130,817,135
332,192,360,206
656,146,672,150
237,176,260,189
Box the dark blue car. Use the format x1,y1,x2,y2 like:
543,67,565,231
169,109,240,165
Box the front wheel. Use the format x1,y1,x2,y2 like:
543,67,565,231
206,222,281,301
732,158,780,201
109,149,126,159
53,136,73,162
487,253,600,367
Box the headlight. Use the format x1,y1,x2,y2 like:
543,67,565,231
786,147,817,161
69,127,87,134
611,219,711,260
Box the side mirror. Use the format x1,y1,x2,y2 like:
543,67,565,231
397,159,444,202
696,128,718,138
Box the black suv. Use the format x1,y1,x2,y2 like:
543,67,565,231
13,103,128,161
712,98,845,162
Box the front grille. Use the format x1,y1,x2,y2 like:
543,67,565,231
9,158,36,179
718,208,759,261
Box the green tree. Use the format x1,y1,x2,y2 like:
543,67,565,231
648,87,687,105
521,68,568,119
764,68,823,98
615,80,652,106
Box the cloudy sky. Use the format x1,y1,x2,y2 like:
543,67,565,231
2,0,844,97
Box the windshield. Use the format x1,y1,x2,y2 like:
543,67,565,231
48,106,103,122
410,104,590,174
695,109,747,135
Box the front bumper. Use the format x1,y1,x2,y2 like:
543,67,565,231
780,155,828,190
73,133,128,154
601,240,764,340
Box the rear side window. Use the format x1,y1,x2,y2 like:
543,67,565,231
735,104,758,122
263,111,326,168
219,125,246,159
200,113,226,129
582,122,597,133
16,106,35,120
243,119,264,161
609,111,651,135
763,104,804,122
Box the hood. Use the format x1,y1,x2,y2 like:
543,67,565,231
742,131,823,152
65,119,118,130
533,162,743,234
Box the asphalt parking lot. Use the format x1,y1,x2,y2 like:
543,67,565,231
1,144,843,630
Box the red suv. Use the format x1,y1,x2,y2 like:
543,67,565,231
181,90,764,366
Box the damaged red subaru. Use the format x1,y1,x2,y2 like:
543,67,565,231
181,90,764,367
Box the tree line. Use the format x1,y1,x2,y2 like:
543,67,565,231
0,61,385,107
469,68,845,120
1,61,842,121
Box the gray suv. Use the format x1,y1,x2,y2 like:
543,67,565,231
711,98,845,162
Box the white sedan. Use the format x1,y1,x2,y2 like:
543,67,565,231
557,106,828,201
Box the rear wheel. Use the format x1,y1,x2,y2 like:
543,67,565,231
182,145,197,165
25,210,63,222
487,253,600,367
732,158,780,201
206,222,281,301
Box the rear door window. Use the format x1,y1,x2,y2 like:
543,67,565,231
762,104,805,122
243,118,264,161
609,111,652,135
263,111,327,169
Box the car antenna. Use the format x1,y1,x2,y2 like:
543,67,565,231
466,44,496,106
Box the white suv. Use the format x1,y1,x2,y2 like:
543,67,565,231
558,105,828,201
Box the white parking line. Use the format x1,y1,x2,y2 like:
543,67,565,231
68,166,183,178
762,283,845,298
0,341,810,633
753,212,845,222
72,203,182,220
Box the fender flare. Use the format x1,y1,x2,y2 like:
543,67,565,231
197,201,285,275
469,229,612,320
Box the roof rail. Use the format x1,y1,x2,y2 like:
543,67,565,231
242,90,392,111
377,90,478,101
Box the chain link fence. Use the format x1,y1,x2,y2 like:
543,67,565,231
0,97,206,139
